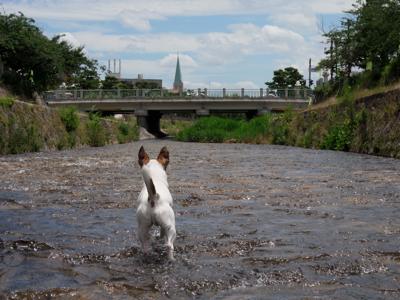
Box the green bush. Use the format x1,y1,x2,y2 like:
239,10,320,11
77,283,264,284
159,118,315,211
176,116,240,143
322,120,353,151
0,96,15,108
270,109,293,145
55,133,69,151
176,115,274,143
7,117,43,154
117,120,138,144
300,123,321,148
236,115,271,142
118,122,129,136
160,118,192,136
270,120,289,145
58,107,80,148
0,123,6,154
313,82,338,102
86,112,107,147
59,107,80,132
352,70,381,90
380,57,400,85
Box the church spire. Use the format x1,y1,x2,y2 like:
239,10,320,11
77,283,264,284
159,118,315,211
173,53,183,93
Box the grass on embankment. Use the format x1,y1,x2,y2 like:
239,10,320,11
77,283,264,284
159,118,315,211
175,112,296,145
0,97,139,155
311,81,400,111
176,88,400,159
161,118,193,137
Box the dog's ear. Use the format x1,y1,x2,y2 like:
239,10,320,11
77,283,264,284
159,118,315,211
138,146,150,168
157,146,169,170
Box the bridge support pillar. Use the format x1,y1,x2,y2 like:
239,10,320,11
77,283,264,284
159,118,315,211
196,109,210,116
258,108,271,115
246,110,258,120
135,110,166,138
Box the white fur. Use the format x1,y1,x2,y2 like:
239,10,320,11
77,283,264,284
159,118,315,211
137,159,176,260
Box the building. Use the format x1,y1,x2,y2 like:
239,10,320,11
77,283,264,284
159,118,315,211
107,59,121,79
107,59,162,89
172,55,183,93
121,74,162,89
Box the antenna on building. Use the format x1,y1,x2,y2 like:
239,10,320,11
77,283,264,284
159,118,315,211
107,59,121,79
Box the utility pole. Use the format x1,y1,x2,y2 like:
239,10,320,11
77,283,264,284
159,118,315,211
309,58,312,88
0,55,3,78
330,39,334,81
345,19,351,78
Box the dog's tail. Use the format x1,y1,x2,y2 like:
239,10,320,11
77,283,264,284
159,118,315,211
142,168,159,208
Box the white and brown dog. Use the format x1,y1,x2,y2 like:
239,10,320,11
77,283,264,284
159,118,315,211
136,146,176,260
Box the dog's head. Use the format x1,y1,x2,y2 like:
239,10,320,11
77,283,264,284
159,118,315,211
138,146,169,171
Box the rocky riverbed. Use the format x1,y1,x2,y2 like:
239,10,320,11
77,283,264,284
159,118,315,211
0,141,399,299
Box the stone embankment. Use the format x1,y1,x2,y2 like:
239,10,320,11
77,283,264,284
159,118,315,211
294,88,400,158
0,91,138,155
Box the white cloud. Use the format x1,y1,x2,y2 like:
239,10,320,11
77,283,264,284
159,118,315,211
307,0,354,14
3,0,354,31
68,23,307,66
117,59,164,79
270,13,318,32
160,54,198,68
58,32,82,48
209,81,223,89
72,32,200,53
118,9,166,31
234,81,258,89
105,53,197,82
1,1,351,87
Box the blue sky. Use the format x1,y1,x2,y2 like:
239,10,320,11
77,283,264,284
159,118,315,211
1,0,353,89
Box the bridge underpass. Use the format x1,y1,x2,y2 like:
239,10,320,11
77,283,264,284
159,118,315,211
44,88,311,137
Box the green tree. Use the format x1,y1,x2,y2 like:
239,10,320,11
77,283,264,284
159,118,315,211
69,60,101,89
0,12,102,95
101,75,133,89
0,13,59,94
351,0,400,73
318,18,357,80
53,35,102,89
102,76,121,89
318,0,400,84
265,67,306,89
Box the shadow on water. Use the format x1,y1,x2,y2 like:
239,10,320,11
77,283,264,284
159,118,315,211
0,142,400,298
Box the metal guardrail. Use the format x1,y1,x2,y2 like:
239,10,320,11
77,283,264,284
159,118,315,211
43,88,313,101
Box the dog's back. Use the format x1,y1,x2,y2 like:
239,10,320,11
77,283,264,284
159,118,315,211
136,146,176,260
138,159,172,208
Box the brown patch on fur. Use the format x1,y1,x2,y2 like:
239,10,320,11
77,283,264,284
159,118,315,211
138,146,150,167
148,179,156,207
157,146,169,170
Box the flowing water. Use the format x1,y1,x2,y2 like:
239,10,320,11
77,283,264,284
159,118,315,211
0,141,399,299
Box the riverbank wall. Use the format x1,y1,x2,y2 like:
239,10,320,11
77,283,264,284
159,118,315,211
292,88,400,158
176,88,400,159
0,97,138,155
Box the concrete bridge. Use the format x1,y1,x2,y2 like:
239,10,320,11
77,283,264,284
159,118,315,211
44,88,311,136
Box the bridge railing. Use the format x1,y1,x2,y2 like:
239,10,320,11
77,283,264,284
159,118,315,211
43,88,313,101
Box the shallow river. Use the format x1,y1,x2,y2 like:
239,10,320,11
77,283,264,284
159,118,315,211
0,141,400,299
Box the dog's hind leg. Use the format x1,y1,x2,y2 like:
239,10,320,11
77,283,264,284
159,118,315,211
139,232,150,254
164,225,176,261
160,226,166,241
138,223,151,254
